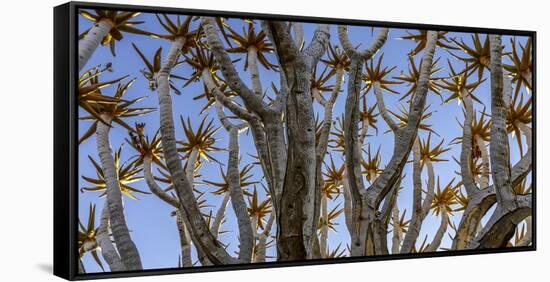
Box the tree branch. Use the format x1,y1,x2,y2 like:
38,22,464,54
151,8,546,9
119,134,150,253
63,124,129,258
489,34,515,208
96,202,125,272
201,17,268,115
156,36,236,265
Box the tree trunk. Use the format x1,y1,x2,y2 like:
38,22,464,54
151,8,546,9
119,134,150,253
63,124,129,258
255,214,275,262
488,34,515,210
143,155,179,208
156,36,236,265
78,19,113,71
343,54,370,256
247,47,263,96
475,135,490,188
425,211,448,252
400,140,435,253
319,194,328,257
96,201,125,272
96,114,143,270
391,204,402,254
176,211,193,267
468,35,532,249
342,173,354,235
226,127,254,263
264,21,330,261
211,192,230,237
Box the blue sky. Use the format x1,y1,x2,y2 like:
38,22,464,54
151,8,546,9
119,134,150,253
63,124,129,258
78,10,530,273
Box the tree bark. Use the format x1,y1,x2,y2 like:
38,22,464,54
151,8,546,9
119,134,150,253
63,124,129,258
400,141,435,253
78,19,113,71
319,194,328,257
342,173,354,235
96,114,143,270
453,146,532,249
247,47,263,96
176,211,193,267
227,127,254,263
391,204,402,254
468,35,532,248
211,192,230,237
475,135,490,188
255,213,275,262
264,21,330,261
488,34,515,210
156,36,236,265
374,81,399,132
143,155,180,208
96,201,125,272
425,211,448,252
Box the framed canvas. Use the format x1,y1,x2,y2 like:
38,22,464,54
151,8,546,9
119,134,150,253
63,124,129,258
54,1,536,280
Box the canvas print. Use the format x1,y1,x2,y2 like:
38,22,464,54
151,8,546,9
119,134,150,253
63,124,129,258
76,8,533,274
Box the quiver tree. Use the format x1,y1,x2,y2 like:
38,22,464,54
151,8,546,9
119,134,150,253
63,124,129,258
78,10,156,70
78,65,153,270
78,10,533,271
337,27,437,256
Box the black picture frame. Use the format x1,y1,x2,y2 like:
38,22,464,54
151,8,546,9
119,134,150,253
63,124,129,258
54,1,536,280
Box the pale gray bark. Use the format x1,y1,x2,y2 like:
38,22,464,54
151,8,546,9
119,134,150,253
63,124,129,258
262,21,330,260
227,127,254,263
338,27,391,256
425,211,448,252
374,175,401,255
503,75,512,108
202,17,287,220
292,22,304,49
143,155,179,208
400,141,435,253
185,148,199,184
96,114,143,270
201,17,268,115
312,88,327,106
143,155,193,266
339,27,437,256
391,204,402,254
315,67,344,258
212,89,255,263
320,195,328,257
175,211,193,267
475,134,490,188
255,213,275,262
470,194,531,248
317,69,344,159
450,92,482,249
156,36,236,265
247,47,263,96
374,81,399,132
200,20,289,262
488,34,515,210
343,54,370,256
96,202,125,272
211,192,230,237
342,173,354,235
467,35,532,249
461,94,477,194
78,19,113,71
363,30,436,212
453,147,532,249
